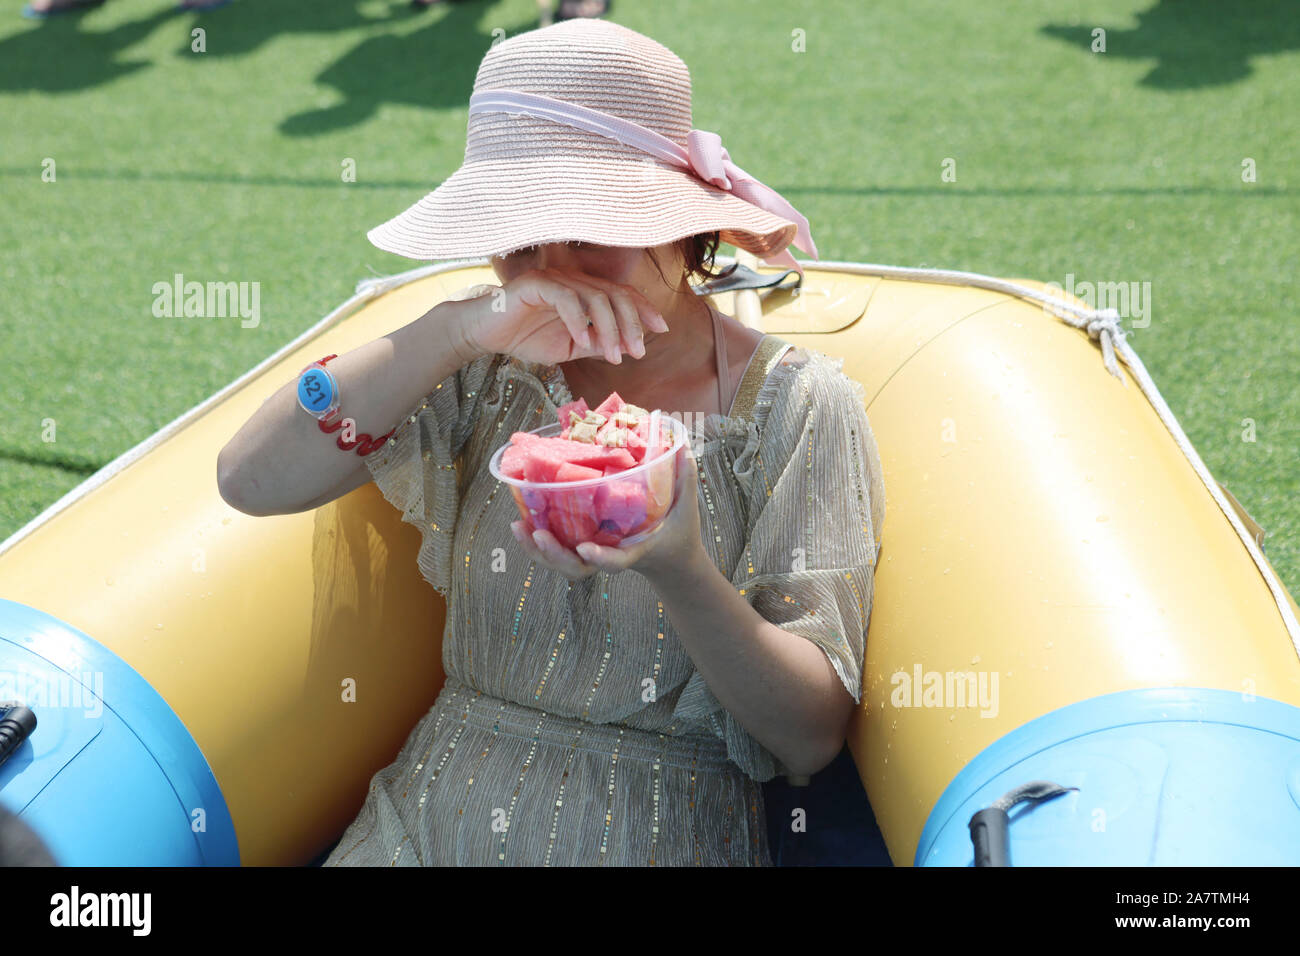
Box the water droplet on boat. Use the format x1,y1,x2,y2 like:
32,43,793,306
154,624,163,631
105,577,114,586
222,517,232,525
970,655,980,665
1096,515,1109,523
948,714,955,721
1045,641,1053,649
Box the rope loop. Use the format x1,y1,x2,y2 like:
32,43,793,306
1078,307,1127,380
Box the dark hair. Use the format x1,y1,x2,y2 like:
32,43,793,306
648,232,728,289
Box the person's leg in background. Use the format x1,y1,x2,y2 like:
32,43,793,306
555,0,609,20
409,0,609,24
22,0,104,17
23,0,231,16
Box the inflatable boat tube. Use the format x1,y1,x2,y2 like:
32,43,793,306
1,259,1296,865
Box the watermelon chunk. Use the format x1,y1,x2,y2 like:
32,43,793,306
523,450,561,484
630,417,673,463
593,478,648,535
555,461,603,483
547,482,599,544
624,427,648,461
593,391,626,419
501,441,530,479
556,397,590,431
520,438,636,482
527,435,637,471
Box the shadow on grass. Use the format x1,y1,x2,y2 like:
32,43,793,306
1041,0,1300,88
279,0,504,136
0,4,173,93
0,0,514,135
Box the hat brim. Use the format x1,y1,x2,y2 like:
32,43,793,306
366,157,800,263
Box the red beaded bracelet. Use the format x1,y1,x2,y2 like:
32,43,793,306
308,354,397,457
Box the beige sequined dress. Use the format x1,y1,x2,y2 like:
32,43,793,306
325,297,885,867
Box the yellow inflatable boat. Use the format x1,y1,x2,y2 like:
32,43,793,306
1,258,1297,866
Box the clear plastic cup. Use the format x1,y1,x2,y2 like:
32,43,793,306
489,414,688,551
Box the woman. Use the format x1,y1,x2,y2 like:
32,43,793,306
219,19,884,866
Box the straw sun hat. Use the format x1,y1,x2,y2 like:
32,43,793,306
366,18,819,270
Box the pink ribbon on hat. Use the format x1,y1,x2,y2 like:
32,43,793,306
468,89,819,271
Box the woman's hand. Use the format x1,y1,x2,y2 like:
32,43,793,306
509,443,706,583
455,267,669,367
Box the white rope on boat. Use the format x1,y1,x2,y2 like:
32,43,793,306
808,258,1300,661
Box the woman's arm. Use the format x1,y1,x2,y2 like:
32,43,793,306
514,444,857,777
640,546,854,777
217,298,486,517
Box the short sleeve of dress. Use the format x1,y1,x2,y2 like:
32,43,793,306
735,351,884,703
361,283,503,598
669,348,886,781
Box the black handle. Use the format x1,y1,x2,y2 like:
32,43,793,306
0,704,37,771
968,780,1078,867
969,808,1011,867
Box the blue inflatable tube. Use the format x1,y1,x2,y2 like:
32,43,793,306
916,687,1300,866
0,599,239,866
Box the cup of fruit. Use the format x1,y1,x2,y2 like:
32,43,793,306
489,391,687,551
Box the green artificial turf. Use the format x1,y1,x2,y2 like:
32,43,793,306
2,0,1297,603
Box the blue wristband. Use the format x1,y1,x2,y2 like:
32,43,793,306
297,362,340,420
